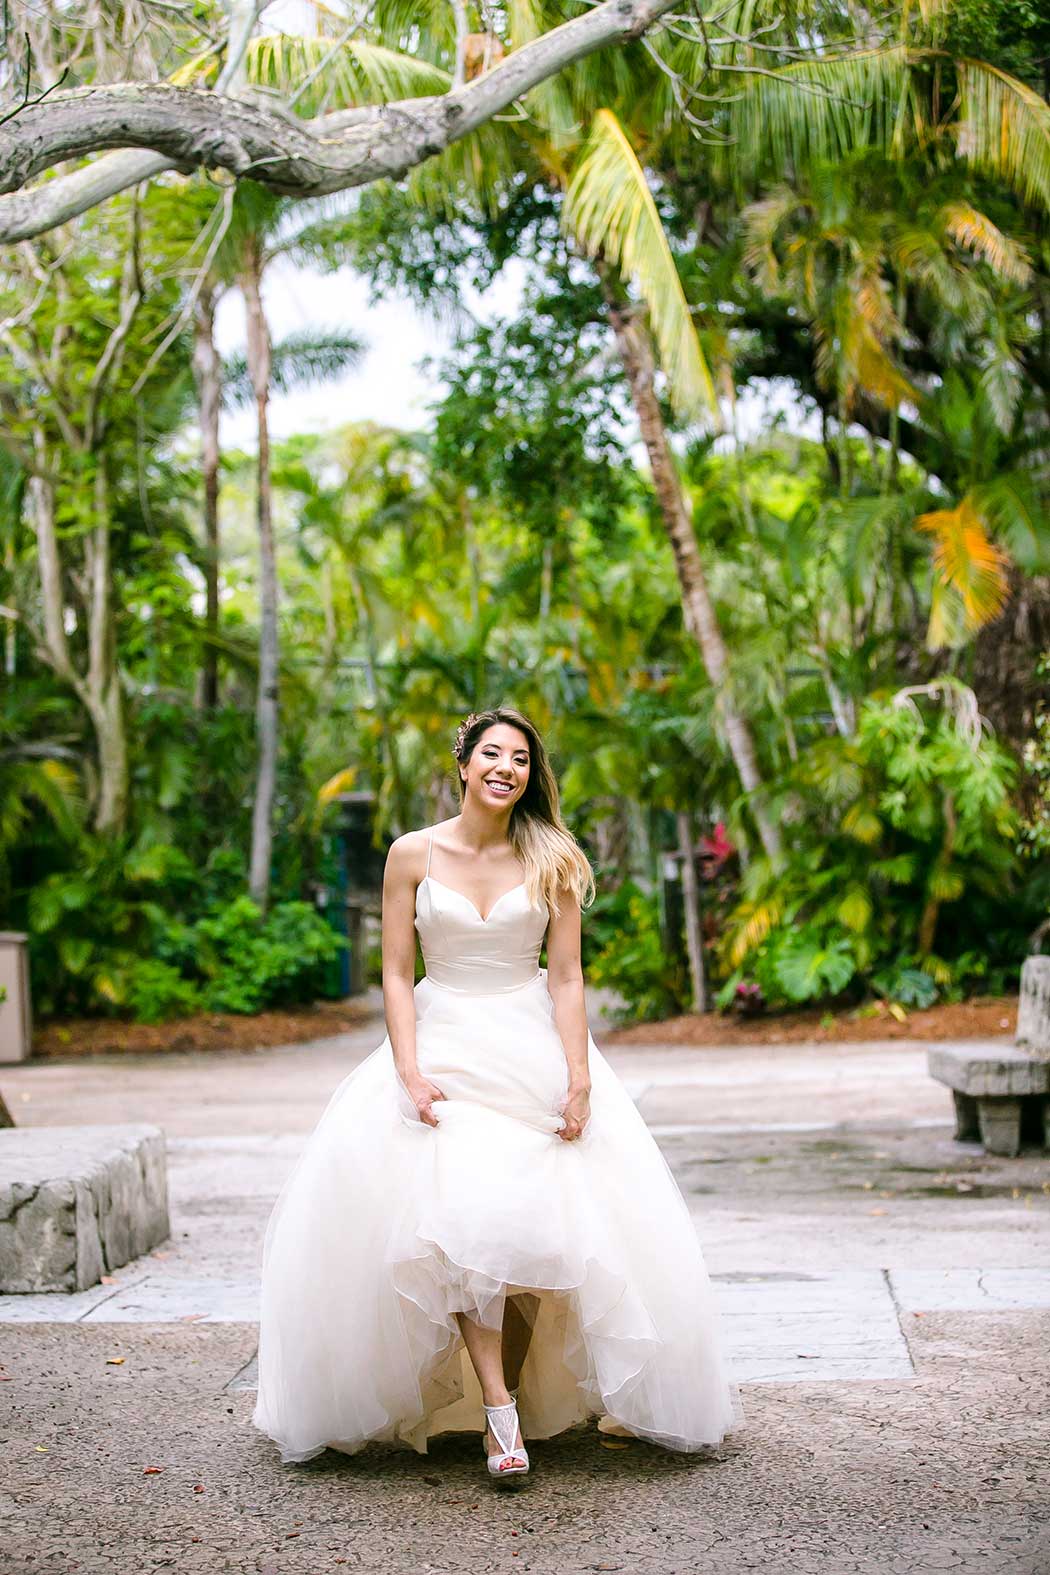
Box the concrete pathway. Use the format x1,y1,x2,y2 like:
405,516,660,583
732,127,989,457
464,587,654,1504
1,1014,1048,1573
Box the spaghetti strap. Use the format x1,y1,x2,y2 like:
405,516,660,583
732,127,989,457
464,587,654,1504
425,830,434,878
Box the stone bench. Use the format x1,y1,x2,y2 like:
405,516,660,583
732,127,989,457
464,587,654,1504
927,1044,1050,1158
0,1124,169,1292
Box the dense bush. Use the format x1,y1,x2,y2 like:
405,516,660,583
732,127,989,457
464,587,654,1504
584,880,688,1024
27,837,345,1022
716,685,1025,1010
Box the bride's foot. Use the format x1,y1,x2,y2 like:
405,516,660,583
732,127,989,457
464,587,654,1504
483,1396,528,1481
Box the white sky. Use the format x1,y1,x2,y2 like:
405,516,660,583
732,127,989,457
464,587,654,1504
215,255,530,449
215,253,815,454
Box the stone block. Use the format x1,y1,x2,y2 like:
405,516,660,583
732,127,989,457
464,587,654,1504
0,1125,169,1292
1016,955,1050,1057
927,1044,1050,1099
976,1097,1023,1158
951,1090,980,1142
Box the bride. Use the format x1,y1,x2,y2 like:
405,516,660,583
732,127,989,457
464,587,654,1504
252,706,740,1482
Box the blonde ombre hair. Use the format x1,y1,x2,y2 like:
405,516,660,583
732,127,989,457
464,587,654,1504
453,706,595,919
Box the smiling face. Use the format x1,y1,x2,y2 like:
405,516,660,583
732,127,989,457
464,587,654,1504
460,723,531,811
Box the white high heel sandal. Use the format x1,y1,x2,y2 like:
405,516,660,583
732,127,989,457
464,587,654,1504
483,1398,529,1482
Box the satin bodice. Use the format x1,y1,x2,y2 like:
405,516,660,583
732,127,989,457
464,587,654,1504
415,875,549,993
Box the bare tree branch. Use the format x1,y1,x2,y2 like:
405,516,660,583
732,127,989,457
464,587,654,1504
0,0,681,243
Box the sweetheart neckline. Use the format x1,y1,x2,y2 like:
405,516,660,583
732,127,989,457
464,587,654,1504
421,874,528,925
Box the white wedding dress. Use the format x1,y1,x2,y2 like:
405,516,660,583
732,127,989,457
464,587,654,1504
252,833,741,1463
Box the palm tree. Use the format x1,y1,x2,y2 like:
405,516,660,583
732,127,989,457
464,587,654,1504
211,184,365,909
723,38,1050,646
235,8,786,858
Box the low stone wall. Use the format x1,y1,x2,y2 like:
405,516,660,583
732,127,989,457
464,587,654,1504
0,1124,169,1293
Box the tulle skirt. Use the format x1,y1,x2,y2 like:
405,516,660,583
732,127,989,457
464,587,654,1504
251,970,742,1462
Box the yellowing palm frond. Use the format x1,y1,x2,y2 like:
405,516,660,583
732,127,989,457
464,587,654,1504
246,35,450,112
940,201,1032,284
848,313,918,409
741,188,799,293
564,110,718,424
727,897,783,969
315,768,358,823
170,34,450,104
956,59,1050,214
917,495,1010,637
168,47,219,87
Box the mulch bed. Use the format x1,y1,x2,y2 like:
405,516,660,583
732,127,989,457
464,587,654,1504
31,998,380,1057
603,996,1018,1047
29,993,1019,1057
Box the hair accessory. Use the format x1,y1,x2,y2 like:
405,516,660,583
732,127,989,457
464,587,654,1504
452,712,481,761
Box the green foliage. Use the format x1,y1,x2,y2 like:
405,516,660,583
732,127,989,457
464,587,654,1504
585,882,688,1024
170,897,346,1015
719,684,1023,1009
24,831,344,1021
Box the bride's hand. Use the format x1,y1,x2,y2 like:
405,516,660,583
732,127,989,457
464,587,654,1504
559,1085,591,1142
404,1075,446,1128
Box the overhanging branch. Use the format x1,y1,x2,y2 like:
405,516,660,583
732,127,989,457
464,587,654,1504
0,0,680,243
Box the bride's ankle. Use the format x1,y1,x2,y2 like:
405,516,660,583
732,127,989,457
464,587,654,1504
482,1386,514,1408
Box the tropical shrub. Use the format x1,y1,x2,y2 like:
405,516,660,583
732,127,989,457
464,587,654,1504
182,896,346,1015
585,880,688,1024
717,683,1022,1009
27,837,345,1021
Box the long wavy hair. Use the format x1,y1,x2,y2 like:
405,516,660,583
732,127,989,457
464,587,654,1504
453,706,595,919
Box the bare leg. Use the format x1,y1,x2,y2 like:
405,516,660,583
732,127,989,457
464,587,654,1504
456,1305,525,1463
502,1293,538,1392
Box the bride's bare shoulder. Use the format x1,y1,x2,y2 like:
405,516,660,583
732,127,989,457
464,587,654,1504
386,821,455,878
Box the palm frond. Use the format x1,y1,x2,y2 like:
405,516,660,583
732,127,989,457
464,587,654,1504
956,59,1050,214
726,47,913,179
170,35,450,107
223,328,366,408
564,109,717,423
939,201,1032,284
916,495,1010,634
971,475,1050,571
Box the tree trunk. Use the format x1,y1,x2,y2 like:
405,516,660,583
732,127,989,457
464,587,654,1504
83,460,128,835
599,276,782,861
192,283,222,711
240,243,278,910
28,448,128,834
676,809,708,1012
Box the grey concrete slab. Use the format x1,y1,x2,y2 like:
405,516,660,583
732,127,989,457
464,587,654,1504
891,1266,1050,1311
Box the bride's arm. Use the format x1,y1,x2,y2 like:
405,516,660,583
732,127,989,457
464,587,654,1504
382,834,444,1126
546,887,591,1138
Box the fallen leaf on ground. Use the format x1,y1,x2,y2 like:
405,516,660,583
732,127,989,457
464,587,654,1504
106,1357,125,1365
599,1439,630,1450
143,1467,164,1475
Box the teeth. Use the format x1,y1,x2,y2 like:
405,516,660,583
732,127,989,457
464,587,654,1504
487,781,512,793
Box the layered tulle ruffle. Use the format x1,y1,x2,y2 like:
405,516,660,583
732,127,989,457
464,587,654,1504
252,971,741,1463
